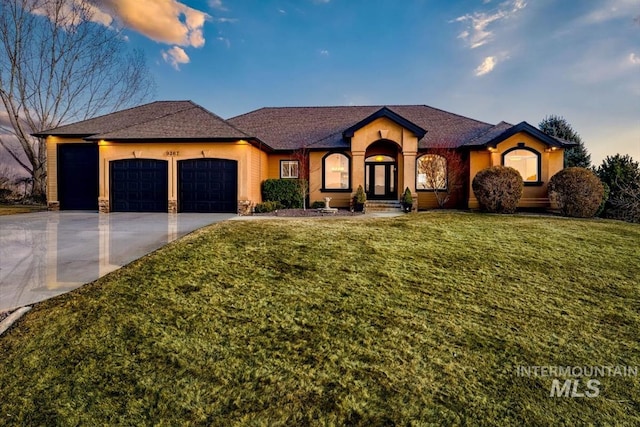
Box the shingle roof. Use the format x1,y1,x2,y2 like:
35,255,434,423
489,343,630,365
228,105,496,150
34,101,250,140
34,101,575,150
464,121,514,147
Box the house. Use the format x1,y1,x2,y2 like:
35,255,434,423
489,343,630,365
35,100,573,214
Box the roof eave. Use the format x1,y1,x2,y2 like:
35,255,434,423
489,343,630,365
31,132,96,138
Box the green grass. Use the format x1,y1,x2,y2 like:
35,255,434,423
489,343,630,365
0,204,46,215
1,212,639,425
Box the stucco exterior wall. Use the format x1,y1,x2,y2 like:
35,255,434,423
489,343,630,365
350,117,418,197
267,154,296,179
468,132,565,209
308,151,351,207
98,140,262,212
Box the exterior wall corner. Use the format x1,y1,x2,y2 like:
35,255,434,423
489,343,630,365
237,200,253,215
98,198,109,213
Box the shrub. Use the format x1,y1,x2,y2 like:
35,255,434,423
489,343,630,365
401,187,413,212
472,166,523,213
352,185,366,212
254,201,283,213
261,179,305,209
310,200,325,209
0,188,14,203
548,167,604,218
353,185,366,204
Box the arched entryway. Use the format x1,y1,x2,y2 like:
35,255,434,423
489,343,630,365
365,140,399,200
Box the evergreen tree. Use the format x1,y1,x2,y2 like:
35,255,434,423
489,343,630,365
539,115,591,168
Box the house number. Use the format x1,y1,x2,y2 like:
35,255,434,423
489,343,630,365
166,150,179,156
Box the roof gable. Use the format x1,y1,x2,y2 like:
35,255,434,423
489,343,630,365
342,107,427,139
487,122,576,148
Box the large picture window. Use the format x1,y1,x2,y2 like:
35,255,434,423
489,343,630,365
416,154,447,190
280,160,299,179
323,153,350,190
503,147,540,182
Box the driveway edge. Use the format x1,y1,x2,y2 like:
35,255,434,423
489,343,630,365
0,306,32,336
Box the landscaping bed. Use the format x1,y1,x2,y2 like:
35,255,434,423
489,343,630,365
253,208,363,217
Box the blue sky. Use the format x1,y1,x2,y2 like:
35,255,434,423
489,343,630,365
52,0,640,165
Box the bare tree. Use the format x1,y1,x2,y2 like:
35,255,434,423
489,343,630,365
0,0,154,200
291,147,309,210
416,145,467,208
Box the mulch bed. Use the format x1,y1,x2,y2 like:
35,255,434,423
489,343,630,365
253,208,363,217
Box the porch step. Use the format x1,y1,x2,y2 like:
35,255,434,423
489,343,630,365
365,200,402,212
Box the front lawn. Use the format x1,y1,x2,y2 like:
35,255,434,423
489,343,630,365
1,212,639,425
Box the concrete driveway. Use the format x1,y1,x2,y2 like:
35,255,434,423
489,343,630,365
0,212,234,311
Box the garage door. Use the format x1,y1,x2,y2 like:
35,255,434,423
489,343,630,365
110,159,168,212
57,143,98,210
179,159,237,213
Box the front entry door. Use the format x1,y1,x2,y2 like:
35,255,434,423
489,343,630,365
365,162,396,199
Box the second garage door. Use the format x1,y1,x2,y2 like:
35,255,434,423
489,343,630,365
111,159,168,212
179,158,237,213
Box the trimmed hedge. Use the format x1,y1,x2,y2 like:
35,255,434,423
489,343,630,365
472,166,523,213
254,201,283,213
548,167,604,218
261,179,306,209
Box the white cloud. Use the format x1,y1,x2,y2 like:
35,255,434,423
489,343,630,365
278,9,287,14
32,0,114,28
94,0,210,48
475,56,497,76
217,37,231,48
208,0,227,11
162,46,190,70
453,0,527,49
313,0,331,3
320,49,329,56
214,17,238,23
580,0,638,25
630,53,640,65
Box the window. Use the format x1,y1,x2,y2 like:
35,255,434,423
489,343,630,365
416,154,447,190
280,160,299,179
503,148,540,182
365,155,395,163
323,153,350,190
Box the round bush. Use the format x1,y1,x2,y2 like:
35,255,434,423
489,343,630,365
548,167,604,218
472,166,523,213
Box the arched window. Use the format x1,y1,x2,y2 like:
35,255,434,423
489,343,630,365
323,153,350,190
503,147,540,183
417,154,447,190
